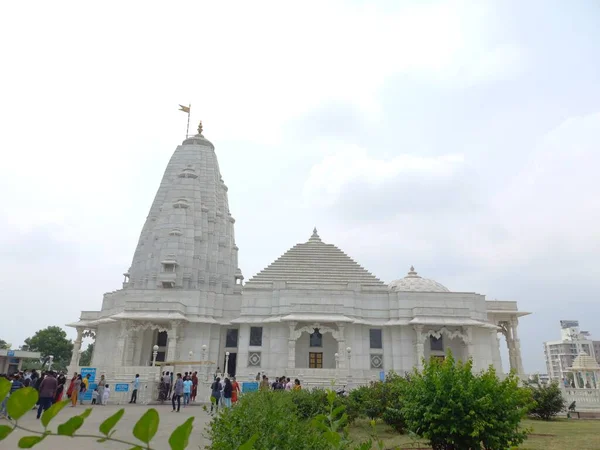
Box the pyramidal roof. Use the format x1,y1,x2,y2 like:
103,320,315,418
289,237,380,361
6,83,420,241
245,228,384,287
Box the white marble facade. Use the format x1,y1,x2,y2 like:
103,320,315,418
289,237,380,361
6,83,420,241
67,128,529,385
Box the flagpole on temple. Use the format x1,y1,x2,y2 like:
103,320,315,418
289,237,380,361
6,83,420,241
179,103,192,138
186,103,191,138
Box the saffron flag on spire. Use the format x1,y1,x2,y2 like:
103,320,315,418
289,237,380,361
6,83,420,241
179,104,191,113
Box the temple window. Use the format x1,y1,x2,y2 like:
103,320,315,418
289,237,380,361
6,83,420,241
226,329,238,347
430,335,444,352
157,331,168,346
369,329,382,349
310,329,322,347
250,327,263,346
163,263,175,273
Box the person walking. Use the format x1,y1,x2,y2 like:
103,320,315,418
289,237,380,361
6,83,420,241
130,374,140,404
191,372,198,402
162,372,171,400
171,373,183,412
293,379,302,391
96,375,106,405
210,377,222,414
231,377,240,404
37,372,57,419
66,372,77,399
80,374,90,405
183,376,192,407
71,375,82,407
222,378,232,408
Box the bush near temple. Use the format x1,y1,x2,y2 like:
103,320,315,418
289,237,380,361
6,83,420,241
525,378,566,421
208,390,329,450
400,352,533,450
291,388,360,424
347,373,407,432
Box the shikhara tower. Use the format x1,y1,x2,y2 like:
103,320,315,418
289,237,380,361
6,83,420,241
68,125,528,388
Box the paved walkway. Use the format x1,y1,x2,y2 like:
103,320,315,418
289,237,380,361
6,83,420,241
1,403,213,449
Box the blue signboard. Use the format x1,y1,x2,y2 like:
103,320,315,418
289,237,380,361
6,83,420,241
242,382,259,393
115,383,129,393
80,367,97,381
80,368,97,402
7,350,15,357
379,371,385,382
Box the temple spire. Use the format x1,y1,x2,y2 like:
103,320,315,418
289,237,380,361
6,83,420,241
309,227,321,242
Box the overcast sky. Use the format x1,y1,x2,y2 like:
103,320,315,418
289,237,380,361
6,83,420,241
1,0,599,373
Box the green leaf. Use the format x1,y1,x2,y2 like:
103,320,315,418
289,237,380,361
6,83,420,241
238,434,259,450
99,408,125,436
132,408,159,444
7,388,38,420
0,425,12,440
0,378,11,401
57,416,84,436
41,400,69,428
18,435,44,448
79,408,93,419
168,416,194,450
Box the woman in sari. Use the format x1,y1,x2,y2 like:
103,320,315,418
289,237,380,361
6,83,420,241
54,374,66,403
66,372,78,399
231,377,241,404
71,375,82,407
191,371,198,402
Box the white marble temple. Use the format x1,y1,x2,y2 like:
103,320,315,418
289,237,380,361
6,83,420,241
67,129,529,386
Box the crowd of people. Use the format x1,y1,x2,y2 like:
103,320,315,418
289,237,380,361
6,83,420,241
0,369,83,420
157,371,200,412
0,369,138,420
1,367,305,420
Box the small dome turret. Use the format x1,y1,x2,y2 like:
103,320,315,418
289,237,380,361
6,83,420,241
389,266,449,292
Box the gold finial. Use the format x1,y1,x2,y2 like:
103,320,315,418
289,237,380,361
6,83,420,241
197,121,203,135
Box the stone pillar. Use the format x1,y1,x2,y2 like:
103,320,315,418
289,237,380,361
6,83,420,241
70,328,84,368
489,328,502,373
114,321,128,367
126,332,138,366
414,325,426,370
463,326,474,369
287,322,297,370
337,324,346,370
167,321,179,362
500,321,516,373
237,324,250,373
510,317,524,375
133,331,143,367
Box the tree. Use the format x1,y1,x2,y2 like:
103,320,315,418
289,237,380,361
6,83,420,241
79,342,94,366
401,352,533,450
526,379,566,420
23,326,73,369
0,339,10,349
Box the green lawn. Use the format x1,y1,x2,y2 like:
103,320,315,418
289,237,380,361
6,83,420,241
348,418,600,450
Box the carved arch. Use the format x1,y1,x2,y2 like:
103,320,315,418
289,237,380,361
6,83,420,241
129,321,170,333
292,323,341,341
424,327,471,344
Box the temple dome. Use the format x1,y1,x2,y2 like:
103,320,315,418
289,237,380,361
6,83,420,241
389,266,449,292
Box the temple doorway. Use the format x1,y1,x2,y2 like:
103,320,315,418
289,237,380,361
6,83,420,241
224,352,237,377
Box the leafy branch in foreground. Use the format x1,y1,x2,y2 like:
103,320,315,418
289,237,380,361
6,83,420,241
0,378,194,449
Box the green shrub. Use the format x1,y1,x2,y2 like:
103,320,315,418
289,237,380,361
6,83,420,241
526,378,566,420
207,390,329,450
347,374,407,432
400,352,533,450
291,388,360,424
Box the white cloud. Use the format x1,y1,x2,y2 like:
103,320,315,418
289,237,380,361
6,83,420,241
303,144,464,207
